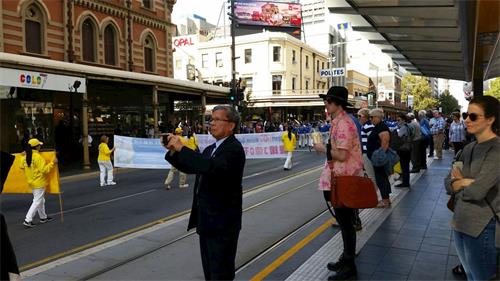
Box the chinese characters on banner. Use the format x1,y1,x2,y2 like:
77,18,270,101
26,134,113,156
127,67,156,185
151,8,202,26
114,132,287,169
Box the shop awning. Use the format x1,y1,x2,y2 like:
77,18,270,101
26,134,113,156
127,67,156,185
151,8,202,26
0,52,229,98
329,0,499,82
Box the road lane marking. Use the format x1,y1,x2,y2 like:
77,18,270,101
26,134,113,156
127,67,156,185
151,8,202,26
249,219,333,281
243,161,301,179
47,189,157,216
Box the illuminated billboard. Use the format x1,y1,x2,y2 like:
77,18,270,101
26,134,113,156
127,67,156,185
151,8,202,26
234,1,302,28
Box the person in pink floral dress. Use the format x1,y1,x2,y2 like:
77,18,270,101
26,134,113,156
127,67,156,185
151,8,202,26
313,86,363,281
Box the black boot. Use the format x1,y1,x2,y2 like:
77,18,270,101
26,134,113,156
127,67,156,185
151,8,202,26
327,255,347,272
328,263,357,280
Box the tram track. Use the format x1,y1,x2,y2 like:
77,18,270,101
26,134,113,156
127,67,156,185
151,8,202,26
21,165,322,277
77,176,321,280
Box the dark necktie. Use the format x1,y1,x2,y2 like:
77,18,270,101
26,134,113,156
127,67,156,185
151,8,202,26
205,143,216,158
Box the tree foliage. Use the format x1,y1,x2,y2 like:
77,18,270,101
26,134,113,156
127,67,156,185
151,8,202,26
401,74,437,111
439,90,460,115
485,78,500,100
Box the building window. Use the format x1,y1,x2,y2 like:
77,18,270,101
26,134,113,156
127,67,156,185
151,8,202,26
244,49,252,64
215,52,223,67
142,0,152,9
317,60,320,72
322,62,325,69
292,77,296,91
245,77,253,94
82,18,96,62
305,80,309,90
104,24,117,65
144,36,155,72
292,50,296,63
273,46,281,62
272,75,282,93
202,54,208,68
305,55,309,68
24,5,44,54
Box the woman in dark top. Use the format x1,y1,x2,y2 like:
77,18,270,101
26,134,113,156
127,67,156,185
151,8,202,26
367,108,392,208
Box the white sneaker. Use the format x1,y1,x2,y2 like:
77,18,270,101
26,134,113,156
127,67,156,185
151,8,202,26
179,184,189,188
107,181,117,186
100,183,106,187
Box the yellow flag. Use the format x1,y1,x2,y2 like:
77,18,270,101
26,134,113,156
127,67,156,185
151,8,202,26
3,151,60,194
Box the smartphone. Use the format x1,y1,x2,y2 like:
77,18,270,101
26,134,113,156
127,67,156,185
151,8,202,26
160,134,171,146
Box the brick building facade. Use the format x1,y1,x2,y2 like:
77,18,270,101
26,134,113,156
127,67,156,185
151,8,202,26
0,0,176,76
0,0,227,168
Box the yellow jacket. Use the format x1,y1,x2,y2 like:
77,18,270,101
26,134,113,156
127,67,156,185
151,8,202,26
185,135,198,151
20,150,54,189
281,132,297,152
98,143,112,161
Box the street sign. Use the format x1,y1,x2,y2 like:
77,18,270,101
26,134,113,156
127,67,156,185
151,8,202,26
319,68,345,77
407,95,414,107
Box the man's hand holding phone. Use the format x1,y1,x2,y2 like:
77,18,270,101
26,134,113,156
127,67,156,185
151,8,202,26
161,133,184,153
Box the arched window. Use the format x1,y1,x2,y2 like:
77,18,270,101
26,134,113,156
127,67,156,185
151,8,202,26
143,36,155,72
24,5,44,54
104,24,117,65
82,18,96,62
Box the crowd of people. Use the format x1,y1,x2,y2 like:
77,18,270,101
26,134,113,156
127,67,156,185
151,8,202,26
2,84,498,281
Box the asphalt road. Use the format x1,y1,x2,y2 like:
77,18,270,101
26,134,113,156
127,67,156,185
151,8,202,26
1,150,324,268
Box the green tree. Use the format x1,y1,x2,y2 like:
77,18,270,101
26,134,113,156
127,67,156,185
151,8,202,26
401,74,438,111
439,90,460,115
485,78,500,100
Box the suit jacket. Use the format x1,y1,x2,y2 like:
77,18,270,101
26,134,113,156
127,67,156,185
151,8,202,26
165,135,245,235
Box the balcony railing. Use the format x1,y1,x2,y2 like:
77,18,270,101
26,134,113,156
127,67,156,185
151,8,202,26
271,89,327,96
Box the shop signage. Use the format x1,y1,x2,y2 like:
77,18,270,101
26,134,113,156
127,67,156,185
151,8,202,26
319,68,345,77
172,35,198,48
0,67,86,93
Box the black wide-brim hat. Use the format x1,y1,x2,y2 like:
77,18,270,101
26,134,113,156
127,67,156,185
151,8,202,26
319,86,352,106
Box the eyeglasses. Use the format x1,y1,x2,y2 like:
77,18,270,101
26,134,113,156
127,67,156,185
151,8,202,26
466,112,484,122
209,118,229,123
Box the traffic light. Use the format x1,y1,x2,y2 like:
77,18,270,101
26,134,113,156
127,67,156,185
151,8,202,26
237,86,245,102
229,91,236,102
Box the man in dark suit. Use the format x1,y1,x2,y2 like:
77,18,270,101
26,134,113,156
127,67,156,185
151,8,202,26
164,105,245,280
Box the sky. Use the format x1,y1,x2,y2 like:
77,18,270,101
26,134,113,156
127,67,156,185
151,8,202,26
172,0,226,26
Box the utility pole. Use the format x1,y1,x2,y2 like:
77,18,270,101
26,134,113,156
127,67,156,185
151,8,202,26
229,0,237,108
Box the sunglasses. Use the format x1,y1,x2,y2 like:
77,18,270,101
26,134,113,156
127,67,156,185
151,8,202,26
466,112,484,122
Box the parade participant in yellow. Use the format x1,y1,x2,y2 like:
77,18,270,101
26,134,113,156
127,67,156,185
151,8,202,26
164,128,189,189
98,135,116,187
281,125,297,170
21,138,57,228
185,129,199,152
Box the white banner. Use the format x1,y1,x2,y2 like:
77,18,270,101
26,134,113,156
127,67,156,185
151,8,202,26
0,67,86,93
114,132,287,169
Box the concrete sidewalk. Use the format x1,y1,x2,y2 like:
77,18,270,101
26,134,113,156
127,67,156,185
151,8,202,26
286,150,463,281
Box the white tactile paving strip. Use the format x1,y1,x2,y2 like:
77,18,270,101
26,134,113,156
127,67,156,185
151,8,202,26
285,159,432,281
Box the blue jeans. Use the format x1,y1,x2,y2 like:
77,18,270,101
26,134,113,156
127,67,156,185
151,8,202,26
453,219,498,280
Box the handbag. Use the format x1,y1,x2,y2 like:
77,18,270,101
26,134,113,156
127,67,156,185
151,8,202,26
328,162,378,209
